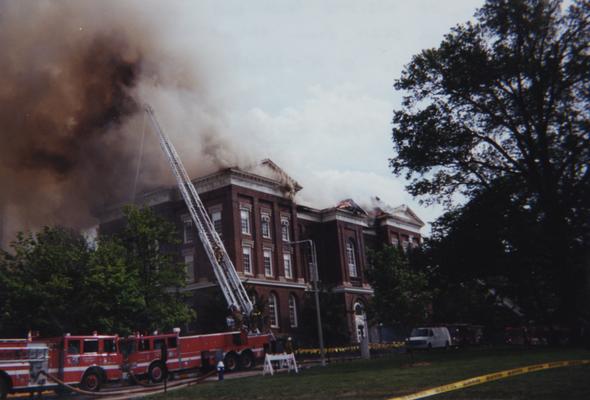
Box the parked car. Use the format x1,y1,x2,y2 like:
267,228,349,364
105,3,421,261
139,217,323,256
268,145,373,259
406,327,452,349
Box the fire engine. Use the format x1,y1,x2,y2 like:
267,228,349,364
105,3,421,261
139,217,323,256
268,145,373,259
35,334,123,391
0,334,122,397
123,330,271,382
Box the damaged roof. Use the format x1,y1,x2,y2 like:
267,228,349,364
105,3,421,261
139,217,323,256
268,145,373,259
335,198,368,216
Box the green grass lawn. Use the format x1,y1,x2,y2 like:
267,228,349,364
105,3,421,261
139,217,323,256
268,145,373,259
153,347,590,400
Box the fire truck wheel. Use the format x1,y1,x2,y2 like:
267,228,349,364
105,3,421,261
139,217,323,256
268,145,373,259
224,352,239,372
239,351,255,370
0,376,8,400
149,361,166,383
81,371,101,392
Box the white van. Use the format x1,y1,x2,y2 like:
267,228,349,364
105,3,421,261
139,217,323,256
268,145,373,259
407,327,452,349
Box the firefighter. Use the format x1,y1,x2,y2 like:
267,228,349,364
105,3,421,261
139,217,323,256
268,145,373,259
231,305,244,331
216,360,225,381
285,337,294,354
214,245,223,264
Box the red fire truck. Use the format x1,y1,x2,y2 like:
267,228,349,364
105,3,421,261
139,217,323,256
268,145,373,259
123,330,271,382
37,334,123,391
0,334,123,397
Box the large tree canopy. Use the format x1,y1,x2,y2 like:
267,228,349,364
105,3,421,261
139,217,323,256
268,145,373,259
392,0,589,326
393,0,589,207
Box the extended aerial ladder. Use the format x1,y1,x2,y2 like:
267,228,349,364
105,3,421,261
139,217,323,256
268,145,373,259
144,105,254,318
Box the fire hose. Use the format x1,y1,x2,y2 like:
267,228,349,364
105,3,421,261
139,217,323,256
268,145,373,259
40,368,216,397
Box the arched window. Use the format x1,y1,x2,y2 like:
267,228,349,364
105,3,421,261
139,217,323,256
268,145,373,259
288,294,298,328
346,239,358,278
268,293,279,328
281,218,290,242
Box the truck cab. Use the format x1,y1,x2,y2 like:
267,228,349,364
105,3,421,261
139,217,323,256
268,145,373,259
38,334,123,391
122,333,179,383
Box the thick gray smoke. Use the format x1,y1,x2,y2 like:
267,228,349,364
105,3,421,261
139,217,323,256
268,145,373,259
0,1,251,243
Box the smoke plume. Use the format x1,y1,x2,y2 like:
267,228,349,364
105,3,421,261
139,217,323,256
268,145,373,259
0,1,250,243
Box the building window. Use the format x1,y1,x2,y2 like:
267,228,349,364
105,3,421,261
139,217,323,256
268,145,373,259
261,214,271,239
240,209,251,235
242,245,253,275
183,218,194,244
281,219,290,242
283,253,293,279
263,249,273,277
288,294,298,328
346,239,358,278
391,237,399,247
211,210,222,236
184,254,195,282
268,293,279,328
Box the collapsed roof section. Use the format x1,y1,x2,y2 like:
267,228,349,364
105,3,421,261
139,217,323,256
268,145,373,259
335,198,368,216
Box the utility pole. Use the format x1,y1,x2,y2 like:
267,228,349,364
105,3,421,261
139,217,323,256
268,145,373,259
289,239,326,366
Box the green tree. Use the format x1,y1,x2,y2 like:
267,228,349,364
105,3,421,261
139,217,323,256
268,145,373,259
79,238,145,335
113,205,194,333
365,246,433,327
0,205,194,337
298,286,350,346
0,227,91,336
391,0,589,326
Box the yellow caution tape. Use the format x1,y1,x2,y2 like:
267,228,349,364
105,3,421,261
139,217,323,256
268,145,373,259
296,342,405,355
388,359,590,400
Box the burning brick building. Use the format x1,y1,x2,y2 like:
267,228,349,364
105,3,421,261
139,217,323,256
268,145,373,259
100,161,424,344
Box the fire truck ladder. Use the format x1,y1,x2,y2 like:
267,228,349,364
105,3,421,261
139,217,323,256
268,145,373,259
145,105,253,317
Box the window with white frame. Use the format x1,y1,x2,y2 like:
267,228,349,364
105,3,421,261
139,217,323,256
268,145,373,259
242,245,253,275
288,294,298,327
346,239,358,278
281,218,290,242
263,249,273,277
211,209,222,236
183,218,194,244
184,255,194,282
261,213,271,239
268,293,279,328
391,236,399,247
283,253,293,279
240,208,251,235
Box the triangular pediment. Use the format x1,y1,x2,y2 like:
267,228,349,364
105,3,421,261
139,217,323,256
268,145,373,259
390,204,425,227
370,197,424,228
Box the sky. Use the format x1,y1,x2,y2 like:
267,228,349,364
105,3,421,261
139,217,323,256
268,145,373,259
150,0,484,233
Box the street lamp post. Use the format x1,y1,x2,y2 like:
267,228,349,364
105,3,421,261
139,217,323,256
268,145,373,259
289,239,326,366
